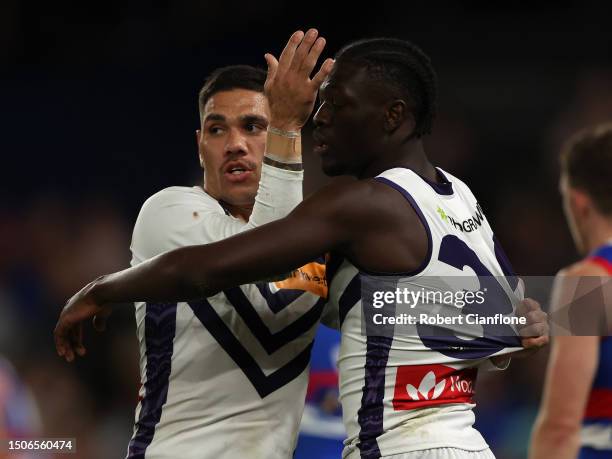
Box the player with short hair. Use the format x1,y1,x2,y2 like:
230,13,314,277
530,123,612,459
63,30,334,459
56,36,548,459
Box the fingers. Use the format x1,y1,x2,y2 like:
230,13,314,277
277,28,330,83
54,305,77,362
277,30,305,76
300,36,326,76
93,306,113,332
264,53,279,85
311,58,335,89
515,297,549,348
54,320,70,360
515,297,541,316
73,323,86,357
54,288,102,363
519,320,549,339
289,28,320,73
521,335,550,349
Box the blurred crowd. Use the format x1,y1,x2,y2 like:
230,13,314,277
1,2,612,458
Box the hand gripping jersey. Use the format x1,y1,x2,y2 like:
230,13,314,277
127,178,327,459
581,243,612,454
325,168,524,459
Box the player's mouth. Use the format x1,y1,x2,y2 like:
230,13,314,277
313,131,330,155
223,160,255,183
313,142,329,155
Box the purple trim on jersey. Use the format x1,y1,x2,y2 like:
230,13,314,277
369,177,432,276
421,167,454,195
223,287,326,354
493,235,519,291
188,300,313,398
325,253,345,287
127,302,177,459
357,335,393,459
350,176,434,457
339,274,361,326
255,283,307,313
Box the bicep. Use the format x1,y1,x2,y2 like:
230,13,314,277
180,192,352,292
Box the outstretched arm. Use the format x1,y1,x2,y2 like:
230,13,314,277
54,178,366,361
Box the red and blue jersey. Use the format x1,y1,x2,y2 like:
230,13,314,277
295,325,344,459
580,243,612,456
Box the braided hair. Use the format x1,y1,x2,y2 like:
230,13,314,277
335,38,438,138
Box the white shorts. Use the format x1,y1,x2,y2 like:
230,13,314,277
382,448,496,459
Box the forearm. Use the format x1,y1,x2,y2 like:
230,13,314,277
530,418,581,459
245,129,304,229
91,248,215,305
247,160,303,229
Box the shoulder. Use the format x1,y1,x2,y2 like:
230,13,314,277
139,186,216,214
135,186,220,226
131,186,222,260
303,176,419,219
289,177,424,248
558,259,610,277
291,176,424,251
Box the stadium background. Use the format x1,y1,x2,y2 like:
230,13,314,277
1,1,611,457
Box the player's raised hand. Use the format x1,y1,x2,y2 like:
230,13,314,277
264,28,334,131
54,280,109,362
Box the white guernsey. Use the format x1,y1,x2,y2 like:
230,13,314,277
127,164,327,459
325,167,524,459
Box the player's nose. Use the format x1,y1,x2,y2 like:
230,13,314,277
224,127,248,156
313,103,331,127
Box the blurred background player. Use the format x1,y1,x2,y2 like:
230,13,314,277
295,325,344,459
0,355,42,459
55,36,549,459
530,123,612,459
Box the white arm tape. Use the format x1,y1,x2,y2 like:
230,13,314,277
246,163,304,229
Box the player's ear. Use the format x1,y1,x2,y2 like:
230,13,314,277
570,188,591,219
384,100,413,135
196,129,205,169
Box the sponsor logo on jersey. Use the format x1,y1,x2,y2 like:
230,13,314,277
437,203,485,233
393,364,477,410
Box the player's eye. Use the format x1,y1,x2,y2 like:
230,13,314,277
318,97,342,110
245,123,264,134
208,126,225,135
330,97,344,108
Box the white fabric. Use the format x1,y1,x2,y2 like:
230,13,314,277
382,447,496,459
328,168,524,458
127,166,324,459
581,423,612,450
